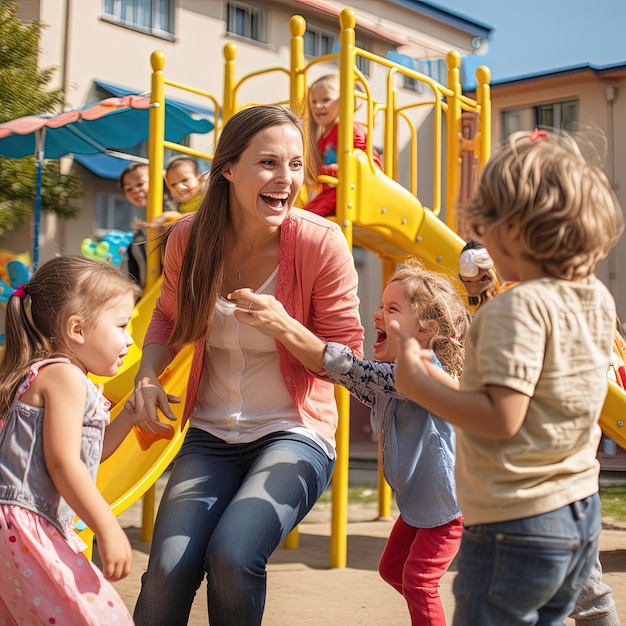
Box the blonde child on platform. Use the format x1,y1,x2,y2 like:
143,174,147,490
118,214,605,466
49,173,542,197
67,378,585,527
304,74,381,217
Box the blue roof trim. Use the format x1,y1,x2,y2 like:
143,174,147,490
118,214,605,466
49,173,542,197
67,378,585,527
389,0,492,37
74,153,135,180
387,50,488,92
94,79,215,117
491,60,626,86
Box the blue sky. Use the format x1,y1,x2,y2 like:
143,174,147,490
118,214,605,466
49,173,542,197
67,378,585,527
428,0,626,83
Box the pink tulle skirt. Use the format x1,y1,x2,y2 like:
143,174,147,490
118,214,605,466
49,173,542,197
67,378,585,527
0,505,133,625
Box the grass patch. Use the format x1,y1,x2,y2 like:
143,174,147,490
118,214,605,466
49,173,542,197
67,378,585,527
600,483,626,521
318,486,379,505
318,483,626,521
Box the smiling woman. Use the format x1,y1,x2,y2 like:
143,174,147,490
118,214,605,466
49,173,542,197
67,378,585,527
131,105,364,625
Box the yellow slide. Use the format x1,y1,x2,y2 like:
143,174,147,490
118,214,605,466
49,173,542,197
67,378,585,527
95,344,192,516
345,151,626,451
78,344,192,552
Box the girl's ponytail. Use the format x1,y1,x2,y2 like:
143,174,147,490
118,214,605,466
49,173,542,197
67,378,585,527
0,286,48,418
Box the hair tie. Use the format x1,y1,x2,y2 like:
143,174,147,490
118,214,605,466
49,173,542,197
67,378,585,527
530,128,548,142
11,284,27,300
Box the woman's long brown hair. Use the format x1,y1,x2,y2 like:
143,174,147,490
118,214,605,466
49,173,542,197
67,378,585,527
168,105,304,347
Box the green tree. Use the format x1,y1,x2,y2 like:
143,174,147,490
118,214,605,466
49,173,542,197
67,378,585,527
0,0,83,236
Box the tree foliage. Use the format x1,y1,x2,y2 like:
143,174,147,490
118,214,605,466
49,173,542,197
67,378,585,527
0,1,83,235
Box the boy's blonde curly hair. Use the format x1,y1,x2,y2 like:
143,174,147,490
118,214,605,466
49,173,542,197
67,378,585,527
389,258,471,378
463,129,624,280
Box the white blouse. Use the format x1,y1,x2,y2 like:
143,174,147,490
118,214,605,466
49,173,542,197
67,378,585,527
190,266,334,457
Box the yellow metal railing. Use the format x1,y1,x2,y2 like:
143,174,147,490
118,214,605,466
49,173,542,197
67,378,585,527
143,6,491,567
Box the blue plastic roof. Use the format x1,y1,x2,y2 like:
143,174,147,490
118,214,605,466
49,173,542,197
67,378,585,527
74,152,135,180
94,79,215,118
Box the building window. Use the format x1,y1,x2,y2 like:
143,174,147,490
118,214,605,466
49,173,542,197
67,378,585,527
226,2,265,42
303,27,370,77
102,0,173,37
304,24,335,58
356,40,371,77
502,100,578,138
95,193,145,236
403,59,447,92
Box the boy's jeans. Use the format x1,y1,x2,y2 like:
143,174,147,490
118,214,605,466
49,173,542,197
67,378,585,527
452,494,601,626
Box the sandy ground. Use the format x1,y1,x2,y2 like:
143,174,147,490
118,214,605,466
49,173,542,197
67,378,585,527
107,472,626,625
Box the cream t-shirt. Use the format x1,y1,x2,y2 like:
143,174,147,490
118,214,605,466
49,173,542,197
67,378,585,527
457,277,615,526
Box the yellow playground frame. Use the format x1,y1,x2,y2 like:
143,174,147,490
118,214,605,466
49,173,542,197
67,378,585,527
84,7,626,568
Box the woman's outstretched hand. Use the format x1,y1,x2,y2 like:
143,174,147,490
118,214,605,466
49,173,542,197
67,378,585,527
228,287,327,374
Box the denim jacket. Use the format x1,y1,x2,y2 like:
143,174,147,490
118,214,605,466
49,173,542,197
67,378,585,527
324,343,461,528
0,359,109,538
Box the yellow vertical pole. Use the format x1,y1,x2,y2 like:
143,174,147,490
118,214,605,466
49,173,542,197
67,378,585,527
283,16,307,549
140,50,167,543
331,385,351,568
289,15,307,117
475,65,492,171
336,7,357,246
445,50,462,232
328,7,358,570
383,73,396,180
433,89,443,215
146,50,165,290
290,14,309,208
223,42,237,122
377,258,395,519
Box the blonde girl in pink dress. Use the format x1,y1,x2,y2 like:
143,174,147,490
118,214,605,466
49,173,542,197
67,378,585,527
0,256,173,625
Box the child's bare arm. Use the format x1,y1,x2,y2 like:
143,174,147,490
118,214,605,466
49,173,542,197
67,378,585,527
135,211,181,229
40,365,132,581
389,320,529,439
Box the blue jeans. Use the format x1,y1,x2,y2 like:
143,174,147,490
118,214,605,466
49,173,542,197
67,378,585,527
133,428,334,626
452,494,601,626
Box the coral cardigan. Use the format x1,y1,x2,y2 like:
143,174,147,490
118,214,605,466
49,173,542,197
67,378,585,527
143,208,364,445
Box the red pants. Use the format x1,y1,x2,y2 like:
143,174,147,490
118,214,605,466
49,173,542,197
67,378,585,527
379,514,463,626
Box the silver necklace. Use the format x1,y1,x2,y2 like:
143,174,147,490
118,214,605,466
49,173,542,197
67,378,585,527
230,255,242,280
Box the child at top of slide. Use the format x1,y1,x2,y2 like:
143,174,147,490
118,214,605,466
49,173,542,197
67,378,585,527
131,157,205,229
304,73,381,217
164,156,206,215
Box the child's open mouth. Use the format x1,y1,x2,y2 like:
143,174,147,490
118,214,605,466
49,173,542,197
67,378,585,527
373,329,387,350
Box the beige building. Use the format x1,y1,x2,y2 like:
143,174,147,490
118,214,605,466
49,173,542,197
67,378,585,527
488,64,626,321
10,4,625,321
8,0,490,360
